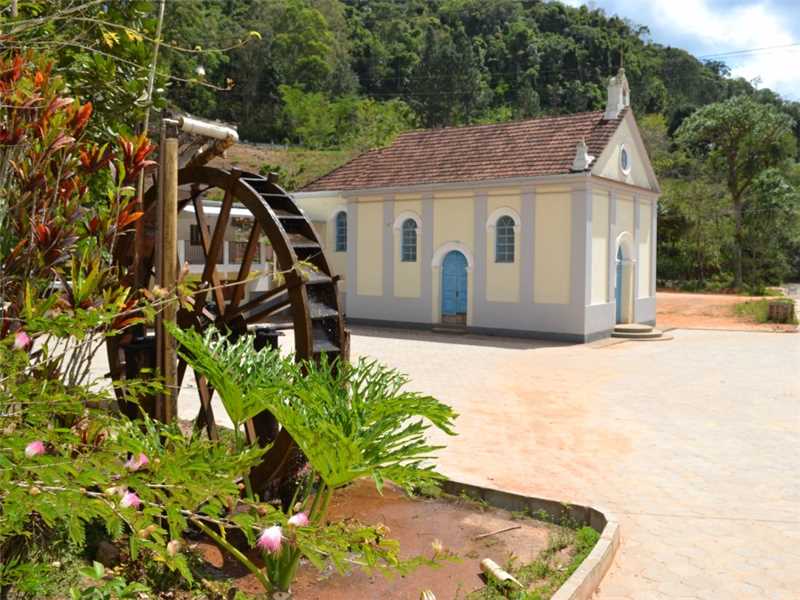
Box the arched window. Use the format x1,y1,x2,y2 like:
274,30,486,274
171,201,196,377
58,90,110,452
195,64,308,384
495,215,515,263
401,218,417,262
334,211,347,252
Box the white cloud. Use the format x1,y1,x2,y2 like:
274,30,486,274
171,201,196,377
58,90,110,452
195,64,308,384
554,0,800,99
646,0,799,97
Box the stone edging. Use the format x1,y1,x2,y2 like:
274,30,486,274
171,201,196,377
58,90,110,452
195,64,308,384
442,480,620,600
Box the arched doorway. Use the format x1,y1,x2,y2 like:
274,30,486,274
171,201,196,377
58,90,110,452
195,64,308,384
615,233,635,324
441,250,468,325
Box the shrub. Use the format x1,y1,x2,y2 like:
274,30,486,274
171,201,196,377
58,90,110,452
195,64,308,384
172,324,458,594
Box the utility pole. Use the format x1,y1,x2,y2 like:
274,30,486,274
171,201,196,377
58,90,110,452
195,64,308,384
135,0,166,275
156,121,179,423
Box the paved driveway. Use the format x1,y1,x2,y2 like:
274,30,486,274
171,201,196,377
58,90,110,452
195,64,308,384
349,327,800,599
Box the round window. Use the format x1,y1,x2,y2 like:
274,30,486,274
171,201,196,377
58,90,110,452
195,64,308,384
620,145,631,174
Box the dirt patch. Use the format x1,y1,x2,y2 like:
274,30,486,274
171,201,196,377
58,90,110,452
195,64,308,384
656,291,797,332
200,479,563,599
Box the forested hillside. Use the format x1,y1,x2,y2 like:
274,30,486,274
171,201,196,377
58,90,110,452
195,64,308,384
10,0,800,288
163,0,800,148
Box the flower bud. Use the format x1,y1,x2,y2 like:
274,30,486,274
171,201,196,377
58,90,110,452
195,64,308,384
138,524,158,539
256,526,282,554
13,331,31,351
120,490,141,509
287,512,309,527
167,539,182,556
24,440,45,458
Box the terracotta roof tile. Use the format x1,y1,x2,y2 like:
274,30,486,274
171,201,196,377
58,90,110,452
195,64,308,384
301,109,625,192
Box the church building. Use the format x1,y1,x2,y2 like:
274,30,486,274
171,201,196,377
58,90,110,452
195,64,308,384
293,69,660,342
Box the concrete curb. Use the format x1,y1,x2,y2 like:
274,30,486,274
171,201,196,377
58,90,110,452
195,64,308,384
442,480,620,600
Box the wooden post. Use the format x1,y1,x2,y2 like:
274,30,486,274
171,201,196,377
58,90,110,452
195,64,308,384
158,135,179,422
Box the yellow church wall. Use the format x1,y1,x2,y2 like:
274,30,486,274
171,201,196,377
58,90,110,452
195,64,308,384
638,200,652,298
433,194,474,251
314,221,327,249
591,191,609,305
594,116,653,190
534,190,571,304
486,191,521,303
393,198,422,298
355,200,383,296
617,193,634,240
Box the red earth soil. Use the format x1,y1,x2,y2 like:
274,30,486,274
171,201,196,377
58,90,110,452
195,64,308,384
656,291,797,332
198,479,560,599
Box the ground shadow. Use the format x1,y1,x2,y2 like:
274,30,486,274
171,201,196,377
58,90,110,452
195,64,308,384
347,324,574,350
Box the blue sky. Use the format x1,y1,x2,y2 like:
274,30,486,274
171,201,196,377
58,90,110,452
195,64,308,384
561,0,800,100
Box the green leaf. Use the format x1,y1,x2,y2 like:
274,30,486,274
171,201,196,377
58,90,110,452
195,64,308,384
92,561,105,580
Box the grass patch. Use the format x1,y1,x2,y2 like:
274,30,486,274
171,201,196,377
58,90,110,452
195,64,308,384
213,144,356,190
734,298,797,324
467,525,600,599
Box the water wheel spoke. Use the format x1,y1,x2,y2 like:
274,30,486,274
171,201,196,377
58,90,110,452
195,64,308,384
244,411,279,448
248,428,296,495
221,281,290,324
194,374,218,441
192,193,228,315
176,356,188,389
230,222,262,310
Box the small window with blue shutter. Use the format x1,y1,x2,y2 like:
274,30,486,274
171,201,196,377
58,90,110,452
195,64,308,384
334,211,347,252
401,219,417,262
495,215,515,263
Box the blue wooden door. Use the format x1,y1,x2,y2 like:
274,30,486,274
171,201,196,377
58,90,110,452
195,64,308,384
442,251,468,315
615,246,623,323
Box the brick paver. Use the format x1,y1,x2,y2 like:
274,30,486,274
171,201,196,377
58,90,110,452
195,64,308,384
349,327,800,599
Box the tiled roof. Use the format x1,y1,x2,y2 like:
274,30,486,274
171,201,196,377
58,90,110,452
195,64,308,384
301,109,625,192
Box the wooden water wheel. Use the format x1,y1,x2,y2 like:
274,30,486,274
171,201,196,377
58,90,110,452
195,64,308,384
107,124,348,498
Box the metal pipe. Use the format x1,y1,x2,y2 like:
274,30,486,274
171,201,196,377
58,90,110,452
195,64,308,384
177,116,239,142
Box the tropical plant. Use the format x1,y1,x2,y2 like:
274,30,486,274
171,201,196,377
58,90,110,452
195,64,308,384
171,324,458,594
0,51,156,385
0,333,268,595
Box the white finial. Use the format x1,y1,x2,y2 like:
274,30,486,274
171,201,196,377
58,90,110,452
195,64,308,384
604,67,630,120
571,139,595,172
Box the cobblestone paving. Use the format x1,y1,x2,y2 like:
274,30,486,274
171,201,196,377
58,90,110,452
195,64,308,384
349,327,800,600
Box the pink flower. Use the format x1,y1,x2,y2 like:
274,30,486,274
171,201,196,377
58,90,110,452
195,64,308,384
287,512,309,527
24,440,45,458
13,331,31,351
124,452,149,472
256,525,282,553
120,490,141,509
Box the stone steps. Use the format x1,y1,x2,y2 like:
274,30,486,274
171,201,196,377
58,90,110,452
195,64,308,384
432,324,468,335
611,323,667,340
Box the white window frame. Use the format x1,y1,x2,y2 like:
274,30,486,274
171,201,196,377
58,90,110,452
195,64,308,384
486,206,521,264
620,144,632,176
393,211,422,264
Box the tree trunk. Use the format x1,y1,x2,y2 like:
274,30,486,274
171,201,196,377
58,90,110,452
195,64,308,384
733,196,743,290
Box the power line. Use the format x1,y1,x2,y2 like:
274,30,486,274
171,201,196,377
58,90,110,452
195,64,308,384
699,42,800,60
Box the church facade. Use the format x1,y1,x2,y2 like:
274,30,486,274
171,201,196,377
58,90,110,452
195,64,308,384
294,70,660,342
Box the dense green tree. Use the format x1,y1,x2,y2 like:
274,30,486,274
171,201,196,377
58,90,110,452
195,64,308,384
740,169,800,286
676,96,797,288
408,23,491,126
279,85,416,149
